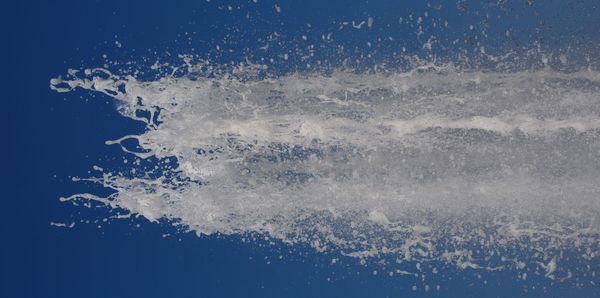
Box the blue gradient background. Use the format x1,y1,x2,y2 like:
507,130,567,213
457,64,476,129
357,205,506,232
2,1,599,297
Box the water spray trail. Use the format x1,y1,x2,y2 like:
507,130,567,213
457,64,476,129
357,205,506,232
51,64,600,282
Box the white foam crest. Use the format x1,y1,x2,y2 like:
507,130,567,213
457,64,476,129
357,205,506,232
52,65,600,279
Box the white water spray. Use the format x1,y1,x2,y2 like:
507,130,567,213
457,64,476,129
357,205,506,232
51,62,600,282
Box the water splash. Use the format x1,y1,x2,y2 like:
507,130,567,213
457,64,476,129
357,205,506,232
51,61,600,284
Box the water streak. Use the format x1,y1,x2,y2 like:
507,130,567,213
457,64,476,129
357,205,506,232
51,64,600,282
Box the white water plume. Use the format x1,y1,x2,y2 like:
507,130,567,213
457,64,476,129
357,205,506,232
51,63,600,281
